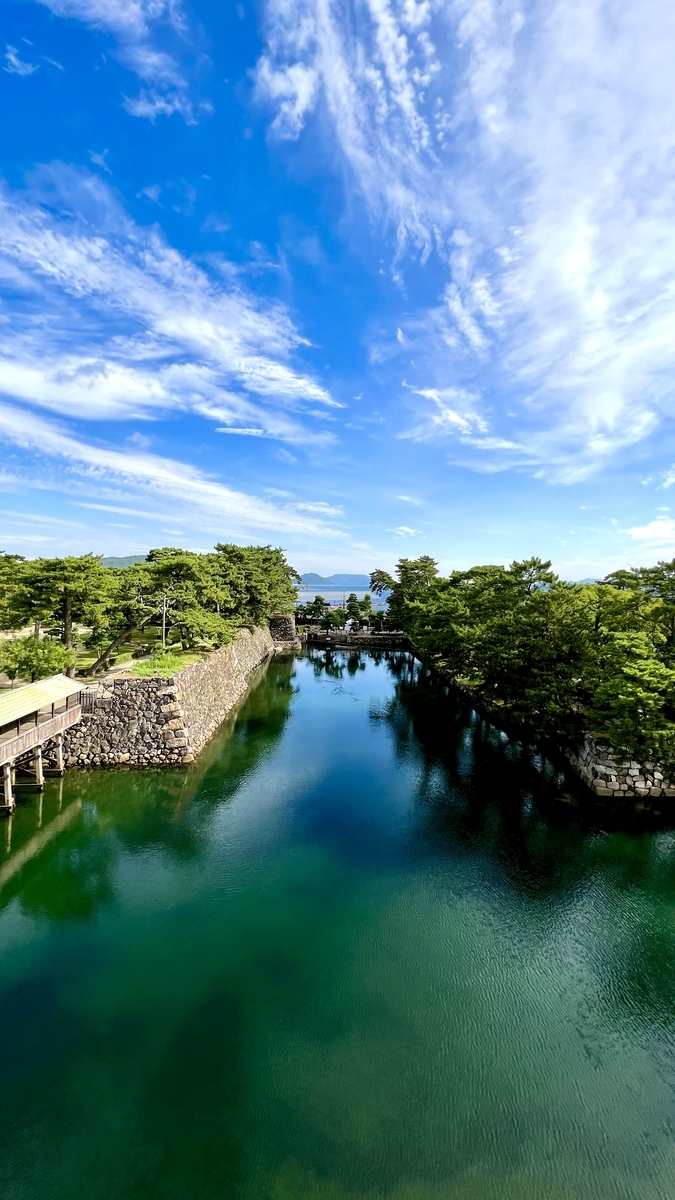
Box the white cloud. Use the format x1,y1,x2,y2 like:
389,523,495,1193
626,516,675,549
393,525,420,537
0,401,344,537
294,501,344,514
37,0,199,120
216,427,265,436
5,45,38,75
255,58,318,139
401,385,488,441
0,168,334,447
257,0,675,481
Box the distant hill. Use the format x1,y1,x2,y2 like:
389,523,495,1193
299,573,372,589
102,555,146,568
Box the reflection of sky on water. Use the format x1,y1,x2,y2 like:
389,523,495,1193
2,651,675,1200
295,588,387,609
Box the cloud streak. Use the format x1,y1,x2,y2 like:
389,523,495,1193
0,401,344,537
4,45,39,75
257,0,675,481
37,0,203,121
0,166,334,446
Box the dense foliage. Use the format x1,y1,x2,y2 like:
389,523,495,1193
371,556,675,772
0,544,298,678
0,635,75,684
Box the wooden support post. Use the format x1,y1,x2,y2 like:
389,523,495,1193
33,745,44,789
2,762,14,812
55,734,64,773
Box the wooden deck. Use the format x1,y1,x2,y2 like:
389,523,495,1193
0,705,82,767
0,674,88,813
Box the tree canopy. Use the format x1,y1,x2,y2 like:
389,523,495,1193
0,543,299,680
372,554,675,773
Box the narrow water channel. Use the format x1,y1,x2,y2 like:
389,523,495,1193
2,650,675,1200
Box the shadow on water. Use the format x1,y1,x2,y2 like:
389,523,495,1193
0,654,296,923
362,651,675,1031
4,649,675,1200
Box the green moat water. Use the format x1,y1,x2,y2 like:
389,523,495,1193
2,650,675,1200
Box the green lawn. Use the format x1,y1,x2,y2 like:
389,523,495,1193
131,651,203,677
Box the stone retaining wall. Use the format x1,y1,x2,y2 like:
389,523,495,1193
54,626,273,768
566,735,675,801
268,613,301,647
430,655,675,805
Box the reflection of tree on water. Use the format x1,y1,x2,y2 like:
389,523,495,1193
374,651,675,1030
307,649,366,680
0,655,296,924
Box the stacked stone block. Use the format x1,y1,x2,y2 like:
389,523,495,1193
567,734,675,800
51,626,273,769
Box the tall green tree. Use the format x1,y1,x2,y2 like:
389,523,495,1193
6,554,108,649
370,556,438,627
212,544,300,622
380,555,675,767
85,561,158,676
345,593,363,624
0,552,25,630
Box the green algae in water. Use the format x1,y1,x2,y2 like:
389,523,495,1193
2,651,675,1199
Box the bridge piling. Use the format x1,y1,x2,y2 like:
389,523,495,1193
2,763,14,813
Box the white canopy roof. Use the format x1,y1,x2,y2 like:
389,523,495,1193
0,674,85,728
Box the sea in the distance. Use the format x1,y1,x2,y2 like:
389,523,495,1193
1,649,675,1200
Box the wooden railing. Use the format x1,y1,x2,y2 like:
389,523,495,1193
0,706,82,767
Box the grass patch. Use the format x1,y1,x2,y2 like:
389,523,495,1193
130,651,203,677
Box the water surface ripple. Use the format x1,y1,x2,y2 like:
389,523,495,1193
1,650,675,1200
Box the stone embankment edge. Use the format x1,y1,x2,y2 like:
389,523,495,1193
327,631,675,804
565,736,675,803
431,659,675,803
51,626,277,770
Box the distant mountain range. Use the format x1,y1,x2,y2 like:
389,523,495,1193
299,573,372,589
102,555,146,568
99,562,375,586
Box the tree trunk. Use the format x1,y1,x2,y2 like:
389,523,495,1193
86,613,155,676
87,626,133,676
63,595,73,650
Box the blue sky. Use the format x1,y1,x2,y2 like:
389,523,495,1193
1,0,675,577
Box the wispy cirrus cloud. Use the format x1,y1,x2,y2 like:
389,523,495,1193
0,401,345,538
4,44,39,75
37,0,205,121
256,0,675,482
0,164,335,447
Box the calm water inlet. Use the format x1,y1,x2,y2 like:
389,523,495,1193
2,650,675,1200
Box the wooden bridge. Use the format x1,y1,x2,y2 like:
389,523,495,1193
303,631,412,650
0,675,87,813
